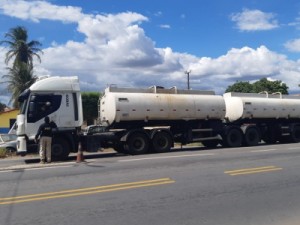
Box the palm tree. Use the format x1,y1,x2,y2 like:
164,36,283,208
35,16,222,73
0,26,42,108
1,63,37,108
0,26,43,67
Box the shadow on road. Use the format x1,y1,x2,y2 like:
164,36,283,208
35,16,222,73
22,145,224,164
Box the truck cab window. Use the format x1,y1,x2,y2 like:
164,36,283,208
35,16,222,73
27,94,62,123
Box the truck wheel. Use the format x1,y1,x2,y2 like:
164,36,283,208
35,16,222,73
202,140,219,148
124,132,149,155
244,126,260,146
52,137,70,161
290,125,300,143
223,127,243,147
152,131,172,153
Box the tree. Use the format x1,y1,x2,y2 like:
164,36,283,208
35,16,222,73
0,26,42,108
81,92,102,125
1,63,37,108
225,78,289,94
0,26,43,67
252,78,288,94
225,81,253,93
0,102,6,112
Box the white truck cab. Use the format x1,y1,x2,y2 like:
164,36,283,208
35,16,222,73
16,76,83,159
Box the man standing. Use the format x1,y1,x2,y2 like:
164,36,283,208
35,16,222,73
35,116,57,164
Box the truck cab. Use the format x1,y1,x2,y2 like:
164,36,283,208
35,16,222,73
16,76,83,160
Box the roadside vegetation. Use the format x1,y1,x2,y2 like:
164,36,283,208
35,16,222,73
0,147,7,158
0,147,16,158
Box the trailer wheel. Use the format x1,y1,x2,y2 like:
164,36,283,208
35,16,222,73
52,137,70,161
124,132,149,155
243,126,260,146
289,125,300,143
223,127,243,147
202,140,219,148
152,131,172,153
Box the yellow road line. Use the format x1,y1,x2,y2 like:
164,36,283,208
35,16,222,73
0,178,175,205
225,166,283,176
225,166,277,173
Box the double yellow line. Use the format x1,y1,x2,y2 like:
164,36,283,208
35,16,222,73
225,166,282,176
0,178,175,205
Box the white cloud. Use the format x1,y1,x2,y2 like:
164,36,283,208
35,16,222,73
1,0,300,106
154,11,163,17
284,39,300,52
231,9,279,31
187,45,300,92
189,46,286,77
159,24,171,29
0,0,84,23
288,14,300,29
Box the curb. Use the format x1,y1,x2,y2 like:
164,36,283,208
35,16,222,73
0,161,89,172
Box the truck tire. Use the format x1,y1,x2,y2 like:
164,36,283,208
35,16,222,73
124,131,149,155
222,127,243,147
152,131,172,153
243,126,260,146
52,137,70,161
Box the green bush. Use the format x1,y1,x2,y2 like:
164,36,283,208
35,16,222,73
0,147,7,158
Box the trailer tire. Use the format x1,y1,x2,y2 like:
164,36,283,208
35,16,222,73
152,131,172,153
223,127,243,147
124,131,149,155
243,126,260,146
52,137,70,161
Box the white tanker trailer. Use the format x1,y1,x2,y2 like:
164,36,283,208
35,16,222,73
100,86,226,126
15,76,300,159
97,86,300,154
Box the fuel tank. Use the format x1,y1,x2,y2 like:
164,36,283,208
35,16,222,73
224,92,300,122
100,86,226,126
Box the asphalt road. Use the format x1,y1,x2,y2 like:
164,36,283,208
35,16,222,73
1,143,300,225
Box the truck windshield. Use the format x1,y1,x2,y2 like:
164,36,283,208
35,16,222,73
20,99,29,114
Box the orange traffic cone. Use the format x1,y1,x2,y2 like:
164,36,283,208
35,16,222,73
76,142,85,163
76,150,84,163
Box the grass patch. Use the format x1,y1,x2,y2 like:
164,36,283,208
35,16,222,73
0,147,7,158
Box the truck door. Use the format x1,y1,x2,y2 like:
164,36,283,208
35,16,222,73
26,94,62,138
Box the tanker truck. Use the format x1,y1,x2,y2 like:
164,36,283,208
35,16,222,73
16,76,300,160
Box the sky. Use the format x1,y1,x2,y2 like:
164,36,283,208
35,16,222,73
1,0,300,105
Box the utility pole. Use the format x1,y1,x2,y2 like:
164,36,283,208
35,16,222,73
185,70,191,90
